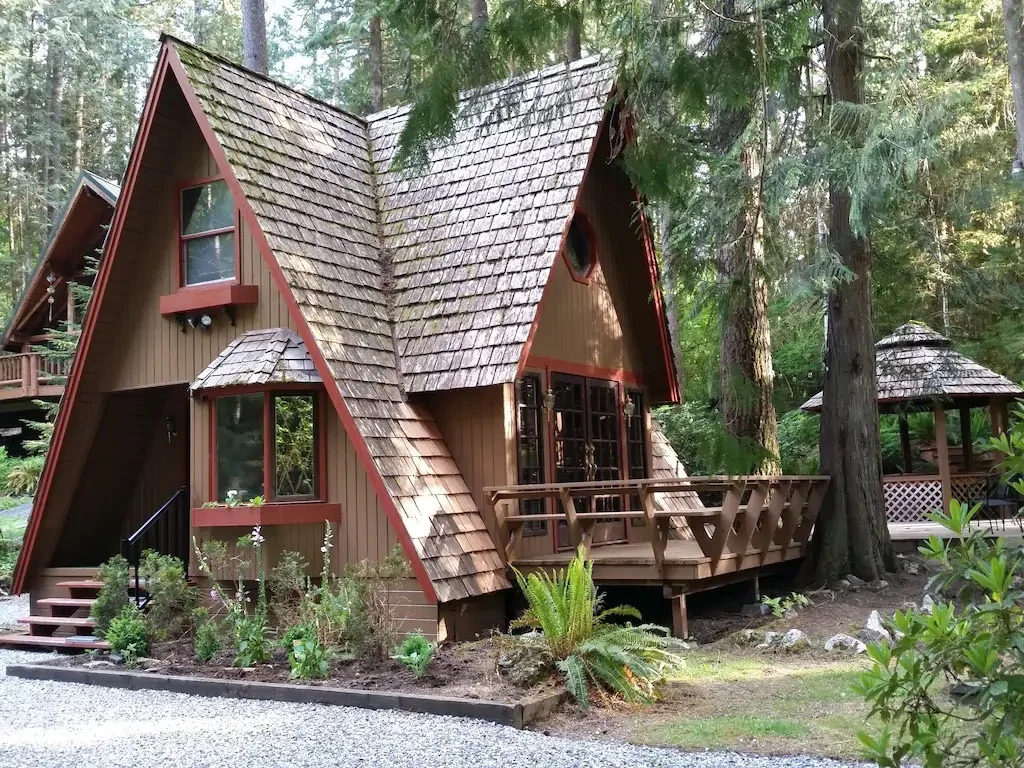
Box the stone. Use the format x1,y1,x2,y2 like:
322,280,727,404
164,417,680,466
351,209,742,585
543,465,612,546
780,629,809,650
867,580,889,591
734,629,765,647
922,594,936,614
498,639,554,688
864,610,893,644
856,628,890,647
782,608,798,621
903,561,920,576
836,579,852,590
83,660,115,669
846,574,867,587
741,603,771,618
824,633,867,654
755,631,782,649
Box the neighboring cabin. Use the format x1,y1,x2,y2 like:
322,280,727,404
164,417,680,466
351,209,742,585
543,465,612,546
0,172,118,456
5,37,821,650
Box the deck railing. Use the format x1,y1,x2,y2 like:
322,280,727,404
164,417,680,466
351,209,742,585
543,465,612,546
485,475,830,577
0,352,68,398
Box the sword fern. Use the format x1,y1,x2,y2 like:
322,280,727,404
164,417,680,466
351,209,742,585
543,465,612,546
512,545,687,710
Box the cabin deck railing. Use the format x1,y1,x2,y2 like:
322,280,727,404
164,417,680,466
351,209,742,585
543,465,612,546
0,352,68,398
484,475,830,577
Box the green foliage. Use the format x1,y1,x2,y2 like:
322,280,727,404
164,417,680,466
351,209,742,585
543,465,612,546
106,604,150,666
761,592,810,619
856,497,1024,767
512,545,687,710
392,633,435,677
5,455,44,496
138,550,195,641
192,608,222,663
233,612,271,667
289,634,330,680
91,554,129,637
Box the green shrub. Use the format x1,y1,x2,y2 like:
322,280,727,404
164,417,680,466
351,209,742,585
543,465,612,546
280,623,313,649
233,612,271,667
192,608,221,662
4,455,44,495
91,554,129,636
106,604,150,666
288,635,329,679
139,550,194,640
856,498,1024,767
392,633,435,677
512,545,687,710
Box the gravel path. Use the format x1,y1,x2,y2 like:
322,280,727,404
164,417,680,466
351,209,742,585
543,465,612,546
0,596,27,627
0,649,871,768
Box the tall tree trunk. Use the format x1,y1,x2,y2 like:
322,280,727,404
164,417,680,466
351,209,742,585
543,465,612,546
193,0,206,46
804,0,897,585
566,7,582,61
44,37,64,226
369,15,384,112
472,0,488,39
710,1,780,474
242,0,268,74
1002,0,1024,172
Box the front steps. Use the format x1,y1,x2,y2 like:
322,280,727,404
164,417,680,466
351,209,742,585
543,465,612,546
0,576,109,651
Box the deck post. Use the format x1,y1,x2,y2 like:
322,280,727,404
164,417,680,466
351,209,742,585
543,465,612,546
990,397,1009,437
959,406,973,472
899,413,913,473
935,404,952,513
666,587,687,639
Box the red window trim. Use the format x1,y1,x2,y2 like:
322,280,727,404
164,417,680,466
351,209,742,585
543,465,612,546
177,175,241,289
562,211,598,285
209,386,328,505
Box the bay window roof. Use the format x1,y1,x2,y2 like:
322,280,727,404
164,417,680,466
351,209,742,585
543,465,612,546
190,328,321,393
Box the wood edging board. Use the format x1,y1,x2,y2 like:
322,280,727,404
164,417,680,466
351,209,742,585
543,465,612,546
5,661,565,729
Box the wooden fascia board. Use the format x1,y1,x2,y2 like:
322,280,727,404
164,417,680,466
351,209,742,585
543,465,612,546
12,47,173,594
163,44,440,604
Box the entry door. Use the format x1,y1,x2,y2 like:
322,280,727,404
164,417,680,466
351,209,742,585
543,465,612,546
552,374,627,549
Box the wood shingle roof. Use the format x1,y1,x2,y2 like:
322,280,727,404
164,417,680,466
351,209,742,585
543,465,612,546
171,40,622,602
190,328,321,392
802,323,1024,411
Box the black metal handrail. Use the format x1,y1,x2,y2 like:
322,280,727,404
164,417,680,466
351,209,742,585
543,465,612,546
120,486,188,606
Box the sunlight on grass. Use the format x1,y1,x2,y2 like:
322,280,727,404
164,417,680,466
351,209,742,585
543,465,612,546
640,716,810,749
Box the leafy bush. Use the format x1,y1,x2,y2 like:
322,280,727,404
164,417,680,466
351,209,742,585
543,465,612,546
289,635,329,679
392,633,435,677
512,545,687,710
5,455,44,495
233,612,271,667
192,608,221,662
761,591,810,618
106,604,150,666
91,554,129,636
139,550,194,640
856,498,1024,767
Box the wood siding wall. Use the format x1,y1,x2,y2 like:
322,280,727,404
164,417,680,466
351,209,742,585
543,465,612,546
32,75,402,592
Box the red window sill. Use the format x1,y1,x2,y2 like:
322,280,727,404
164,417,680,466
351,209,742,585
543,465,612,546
191,502,341,527
160,283,259,316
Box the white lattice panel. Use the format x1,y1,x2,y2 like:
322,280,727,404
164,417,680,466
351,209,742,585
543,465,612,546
884,479,943,523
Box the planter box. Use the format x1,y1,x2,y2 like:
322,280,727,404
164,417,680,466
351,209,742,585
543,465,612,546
5,660,565,729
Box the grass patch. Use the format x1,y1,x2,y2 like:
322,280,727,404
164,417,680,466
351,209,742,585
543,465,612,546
634,650,873,758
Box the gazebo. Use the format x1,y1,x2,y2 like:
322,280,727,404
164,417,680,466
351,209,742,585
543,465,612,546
802,323,1023,523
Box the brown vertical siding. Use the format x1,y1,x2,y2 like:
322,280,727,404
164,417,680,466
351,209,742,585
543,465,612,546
30,78,406,596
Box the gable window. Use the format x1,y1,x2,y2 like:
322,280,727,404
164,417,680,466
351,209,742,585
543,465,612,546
563,213,597,282
516,374,548,535
214,391,320,503
181,179,236,286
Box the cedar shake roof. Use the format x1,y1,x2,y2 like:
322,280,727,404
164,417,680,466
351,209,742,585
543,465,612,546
368,60,613,391
801,323,1024,411
190,328,321,393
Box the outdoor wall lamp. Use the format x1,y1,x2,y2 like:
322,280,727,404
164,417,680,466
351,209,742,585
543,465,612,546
166,415,178,443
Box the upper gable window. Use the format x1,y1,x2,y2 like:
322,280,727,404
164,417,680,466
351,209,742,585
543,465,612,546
181,179,236,286
564,213,597,282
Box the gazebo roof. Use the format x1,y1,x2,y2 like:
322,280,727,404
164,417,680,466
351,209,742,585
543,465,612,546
801,323,1023,411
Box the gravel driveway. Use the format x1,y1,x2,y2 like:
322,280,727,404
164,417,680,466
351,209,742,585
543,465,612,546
0,649,870,768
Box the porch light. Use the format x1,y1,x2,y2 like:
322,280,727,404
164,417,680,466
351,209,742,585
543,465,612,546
542,388,555,412
623,396,636,422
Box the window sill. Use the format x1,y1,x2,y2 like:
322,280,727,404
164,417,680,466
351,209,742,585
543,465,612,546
191,501,341,527
160,283,259,316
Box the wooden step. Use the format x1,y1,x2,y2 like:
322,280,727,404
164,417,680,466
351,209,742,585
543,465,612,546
17,616,96,628
37,597,95,609
0,632,108,651
55,579,105,590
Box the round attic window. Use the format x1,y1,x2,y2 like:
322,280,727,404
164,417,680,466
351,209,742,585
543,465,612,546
564,214,596,280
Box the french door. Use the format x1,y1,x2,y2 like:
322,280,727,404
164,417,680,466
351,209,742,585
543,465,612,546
551,373,627,549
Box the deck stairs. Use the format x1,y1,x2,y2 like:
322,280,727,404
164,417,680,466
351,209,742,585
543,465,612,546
0,570,168,652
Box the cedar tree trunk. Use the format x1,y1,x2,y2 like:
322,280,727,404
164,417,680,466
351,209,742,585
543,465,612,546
1002,0,1024,172
804,0,897,585
241,0,268,74
369,14,384,112
472,0,488,39
566,8,582,61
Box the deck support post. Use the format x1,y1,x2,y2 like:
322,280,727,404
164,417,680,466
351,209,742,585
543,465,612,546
751,574,761,602
665,587,687,639
959,407,973,472
990,397,1009,437
935,404,952,513
899,413,913,473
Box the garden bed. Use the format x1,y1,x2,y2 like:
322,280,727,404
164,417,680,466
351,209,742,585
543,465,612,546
8,640,566,729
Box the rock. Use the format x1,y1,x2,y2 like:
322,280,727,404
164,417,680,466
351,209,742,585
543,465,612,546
903,561,920,576
780,629,809,650
83,660,115,669
922,594,936,614
856,628,890,647
863,610,893,645
846,574,867,587
824,633,867,654
741,603,771,618
901,601,919,612
497,639,554,687
734,629,765,646
867,580,889,591
836,578,852,590
782,608,798,621
755,631,782,649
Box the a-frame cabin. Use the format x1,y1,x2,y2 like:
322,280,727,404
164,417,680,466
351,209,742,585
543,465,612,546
4,37,826,649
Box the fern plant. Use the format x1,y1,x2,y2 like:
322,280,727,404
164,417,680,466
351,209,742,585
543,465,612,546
511,545,687,710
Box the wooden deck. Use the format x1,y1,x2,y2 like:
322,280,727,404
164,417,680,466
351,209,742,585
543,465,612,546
888,519,1024,541
0,352,66,402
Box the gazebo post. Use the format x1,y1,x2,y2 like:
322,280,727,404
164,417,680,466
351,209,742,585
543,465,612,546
899,413,913,473
935,403,952,513
990,396,1009,436
959,406,973,472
